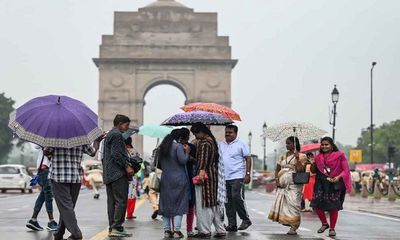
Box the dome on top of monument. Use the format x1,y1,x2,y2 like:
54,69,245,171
145,0,189,9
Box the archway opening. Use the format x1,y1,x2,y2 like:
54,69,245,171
142,84,186,158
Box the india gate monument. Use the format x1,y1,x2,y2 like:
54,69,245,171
93,0,237,154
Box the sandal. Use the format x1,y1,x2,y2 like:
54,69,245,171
329,229,336,237
287,226,298,235
317,224,329,233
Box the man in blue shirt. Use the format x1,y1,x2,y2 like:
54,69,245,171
219,125,252,232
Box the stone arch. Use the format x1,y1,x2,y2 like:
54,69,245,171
141,78,189,102
94,0,237,154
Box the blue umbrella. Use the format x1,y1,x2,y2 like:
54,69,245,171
139,124,172,139
8,95,103,148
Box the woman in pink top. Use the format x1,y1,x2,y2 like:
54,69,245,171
310,137,351,237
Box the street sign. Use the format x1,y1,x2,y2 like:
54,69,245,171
350,149,362,163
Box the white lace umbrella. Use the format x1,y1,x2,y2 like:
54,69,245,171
263,122,327,144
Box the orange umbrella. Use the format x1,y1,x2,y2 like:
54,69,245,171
181,102,241,121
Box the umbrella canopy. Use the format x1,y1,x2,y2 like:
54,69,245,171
300,143,321,153
162,111,233,126
181,102,241,121
139,124,172,138
264,122,327,144
8,95,103,148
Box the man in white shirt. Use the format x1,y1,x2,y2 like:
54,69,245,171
219,125,252,232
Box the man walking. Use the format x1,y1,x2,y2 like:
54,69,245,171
219,125,252,232
47,140,102,240
103,114,135,237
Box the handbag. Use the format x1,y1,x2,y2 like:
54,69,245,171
192,173,209,185
149,172,160,192
148,149,160,192
30,153,44,187
292,172,310,184
332,178,344,191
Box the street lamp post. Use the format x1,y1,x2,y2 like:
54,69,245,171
331,85,339,142
248,131,253,154
370,61,377,164
262,122,267,171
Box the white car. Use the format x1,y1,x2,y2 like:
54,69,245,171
0,164,33,193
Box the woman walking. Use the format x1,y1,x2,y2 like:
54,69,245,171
310,137,351,237
158,129,190,239
302,152,316,212
268,136,307,235
176,128,197,237
190,123,226,239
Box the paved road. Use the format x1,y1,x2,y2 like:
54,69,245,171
0,188,399,240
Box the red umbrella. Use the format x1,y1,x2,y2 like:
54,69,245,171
181,102,241,121
300,143,321,153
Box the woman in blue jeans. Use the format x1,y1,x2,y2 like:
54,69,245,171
26,149,58,231
158,129,190,239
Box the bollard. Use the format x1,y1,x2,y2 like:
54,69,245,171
349,182,356,196
388,182,397,202
373,181,382,200
361,181,369,198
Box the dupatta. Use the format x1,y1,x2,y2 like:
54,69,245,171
315,151,352,193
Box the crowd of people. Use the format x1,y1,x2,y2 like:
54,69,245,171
24,113,353,239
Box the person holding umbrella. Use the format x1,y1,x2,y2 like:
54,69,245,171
190,123,226,239
8,95,106,240
45,137,102,240
268,136,307,235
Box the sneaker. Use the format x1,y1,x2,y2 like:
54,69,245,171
238,221,252,230
151,210,159,219
26,219,44,231
173,231,184,239
108,228,132,237
225,225,237,232
46,220,58,231
164,230,173,239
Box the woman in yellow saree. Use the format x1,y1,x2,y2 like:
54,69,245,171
268,136,307,235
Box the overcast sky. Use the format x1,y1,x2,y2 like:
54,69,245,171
1,0,399,158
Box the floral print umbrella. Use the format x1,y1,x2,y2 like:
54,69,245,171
181,102,241,121
162,111,233,126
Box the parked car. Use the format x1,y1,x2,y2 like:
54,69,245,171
0,164,33,193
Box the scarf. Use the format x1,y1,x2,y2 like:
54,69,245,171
315,151,352,193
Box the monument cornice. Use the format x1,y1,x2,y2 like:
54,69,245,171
93,58,238,68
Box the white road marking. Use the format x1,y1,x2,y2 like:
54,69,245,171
298,227,312,232
343,209,400,222
7,208,19,211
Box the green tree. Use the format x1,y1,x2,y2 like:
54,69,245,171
356,120,400,164
0,93,15,164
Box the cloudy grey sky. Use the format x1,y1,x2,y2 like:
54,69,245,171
1,0,399,157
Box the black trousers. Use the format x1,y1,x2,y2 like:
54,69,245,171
52,181,82,240
225,179,251,227
106,176,129,230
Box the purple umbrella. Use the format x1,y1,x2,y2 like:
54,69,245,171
162,111,234,126
8,95,103,148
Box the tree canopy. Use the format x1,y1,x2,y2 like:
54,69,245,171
356,120,400,165
0,93,15,164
